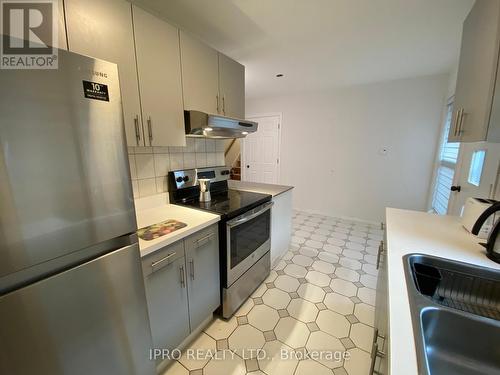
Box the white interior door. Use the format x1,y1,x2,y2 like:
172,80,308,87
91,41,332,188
448,142,500,215
242,115,281,184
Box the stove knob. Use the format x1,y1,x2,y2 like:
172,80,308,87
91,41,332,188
176,176,183,183
183,176,189,182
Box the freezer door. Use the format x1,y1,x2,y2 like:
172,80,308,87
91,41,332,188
0,49,136,280
0,243,155,375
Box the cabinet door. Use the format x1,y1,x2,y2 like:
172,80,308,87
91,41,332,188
219,53,245,118
185,225,220,330
450,0,500,142
180,31,220,114
143,253,190,363
65,0,144,146
372,234,388,374
133,6,185,147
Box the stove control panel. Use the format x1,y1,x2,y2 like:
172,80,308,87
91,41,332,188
171,166,230,190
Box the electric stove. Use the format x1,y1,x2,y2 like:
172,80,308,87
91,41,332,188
168,166,273,318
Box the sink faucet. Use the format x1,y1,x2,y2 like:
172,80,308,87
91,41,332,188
471,201,500,263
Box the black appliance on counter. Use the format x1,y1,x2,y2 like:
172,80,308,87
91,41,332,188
168,166,273,318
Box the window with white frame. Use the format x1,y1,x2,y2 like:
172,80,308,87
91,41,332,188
431,100,460,215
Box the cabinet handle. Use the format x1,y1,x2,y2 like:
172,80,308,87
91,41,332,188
222,96,226,115
180,265,186,287
457,108,465,136
216,95,220,113
147,116,153,146
452,109,460,137
369,341,386,375
195,232,214,247
134,115,141,145
369,342,378,374
189,259,195,280
151,252,176,269
380,222,384,230
376,241,384,270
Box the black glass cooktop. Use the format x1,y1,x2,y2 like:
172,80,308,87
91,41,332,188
176,189,272,219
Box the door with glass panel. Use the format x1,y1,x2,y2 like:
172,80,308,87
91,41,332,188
448,143,500,216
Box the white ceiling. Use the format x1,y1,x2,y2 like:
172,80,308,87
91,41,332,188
132,0,474,99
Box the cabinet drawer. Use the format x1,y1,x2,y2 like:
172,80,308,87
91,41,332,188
141,240,185,277
184,225,218,250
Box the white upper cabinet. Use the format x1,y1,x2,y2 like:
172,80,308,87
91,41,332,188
218,53,245,118
450,0,500,143
133,6,185,147
180,31,220,115
64,0,144,146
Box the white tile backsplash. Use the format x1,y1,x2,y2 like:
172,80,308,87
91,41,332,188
195,153,207,168
216,152,225,166
183,152,196,169
128,155,137,179
138,178,157,197
170,153,184,170
153,154,170,177
206,139,216,152
132,180,139,198
135,154,155,179
129,140,227,198
216,140,227,152
206,152,217,167
155,176,168,193
186,137,196,152
195,138,206,153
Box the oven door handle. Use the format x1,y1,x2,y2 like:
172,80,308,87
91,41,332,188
227,201,274,228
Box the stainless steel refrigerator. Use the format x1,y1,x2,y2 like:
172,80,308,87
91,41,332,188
0,49,155,375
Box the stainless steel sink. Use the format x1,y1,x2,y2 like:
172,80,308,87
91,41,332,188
403,254,500,375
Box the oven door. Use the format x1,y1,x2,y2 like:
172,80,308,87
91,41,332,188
226,201,273,286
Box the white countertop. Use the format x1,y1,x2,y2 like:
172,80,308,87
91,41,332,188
134,194,220,257
228,180,293,197
385,208,500,375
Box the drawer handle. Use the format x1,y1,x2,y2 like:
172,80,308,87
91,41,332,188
195,232,214,247
151,252,176,269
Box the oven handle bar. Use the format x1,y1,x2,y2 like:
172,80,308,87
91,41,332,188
227,201,274,228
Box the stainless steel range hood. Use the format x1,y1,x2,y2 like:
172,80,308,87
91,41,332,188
184,110,258,138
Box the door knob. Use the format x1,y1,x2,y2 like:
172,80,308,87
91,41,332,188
246,165,250,168
450,185,461,192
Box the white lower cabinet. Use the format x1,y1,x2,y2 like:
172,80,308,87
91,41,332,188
142,224,219,369
271,190,293,265
371,230,389,374
185,225,221,330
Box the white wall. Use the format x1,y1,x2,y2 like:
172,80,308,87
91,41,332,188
246,74,449,222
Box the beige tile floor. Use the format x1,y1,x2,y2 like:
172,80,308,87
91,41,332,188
163,210,382,375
